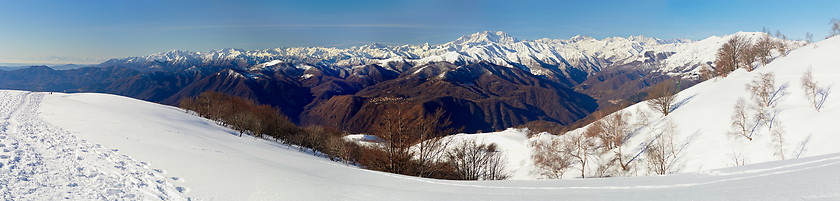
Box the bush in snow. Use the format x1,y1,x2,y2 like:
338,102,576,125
769,119,787,160
729,98,753,141
714,35,751,77
644,120,685,175
800,67,831,112
586,111,638,177
530,137,574,179
646,79,678,117
446,139,510,180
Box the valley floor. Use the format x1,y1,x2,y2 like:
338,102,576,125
0,90,838,200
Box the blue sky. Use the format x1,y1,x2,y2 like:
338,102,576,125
1,0,838,64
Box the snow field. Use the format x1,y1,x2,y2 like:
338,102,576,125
0,91,187,200
0,86,832,200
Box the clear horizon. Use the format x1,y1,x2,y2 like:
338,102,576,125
2,0,839,64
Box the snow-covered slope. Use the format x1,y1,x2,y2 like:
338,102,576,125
0,89,829,200
551,35,840,176
429,35,833,181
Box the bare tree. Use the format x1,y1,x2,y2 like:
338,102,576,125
589,111,630,151
753,33,775,66
698,65,715,81
483,143,509,180
530,137,573,179
634,107,651,128
414,109,455,178
740,42,758,72
770,119,787,160
566,132,598,178
794,135,812,159
447,139,510,180
805,32,814,44
747,72,777,108
830,18,840,38
645,120,683,175
531,131,599,179
646,80,678,116
746,73,776,130
597,111,636,174
775,30,788,40
729,98,752,141
775,30,789,56
801,67,821,112
371,103,418,175
714,35,751,76
729,149,749,167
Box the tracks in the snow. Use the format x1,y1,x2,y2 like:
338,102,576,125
0,91,190,200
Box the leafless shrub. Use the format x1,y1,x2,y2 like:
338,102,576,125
567,132,599,178
634,107,650,128
588,111,636,176
729,149,749,167
748,72,780,108
645,120,684,175
729,98,752,141
698,65,715,81
746,73,776,131
753,33,775,66
740,43,758,72
447,139,510,180
800,67,830,112
531,137,574,179
714,35,751,77
371,103,417,175
646,80,678,116
775,30,789,56
415,109,455,178
794,135,812,159
769,119,787,160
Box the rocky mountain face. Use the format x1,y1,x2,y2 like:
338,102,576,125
303,61,597,133
0,31,799,134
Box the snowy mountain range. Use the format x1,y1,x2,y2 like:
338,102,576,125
100,31,795,83
0,30,837,200
1,32,838,198
0,31,803,134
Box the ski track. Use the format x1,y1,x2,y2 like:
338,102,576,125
0,91,190,200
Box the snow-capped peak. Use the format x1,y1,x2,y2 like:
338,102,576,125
452,31,520,45
568,35,596,42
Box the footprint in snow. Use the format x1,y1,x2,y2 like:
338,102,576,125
175,187,189,193
153,169,166,174
170,177,184,182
